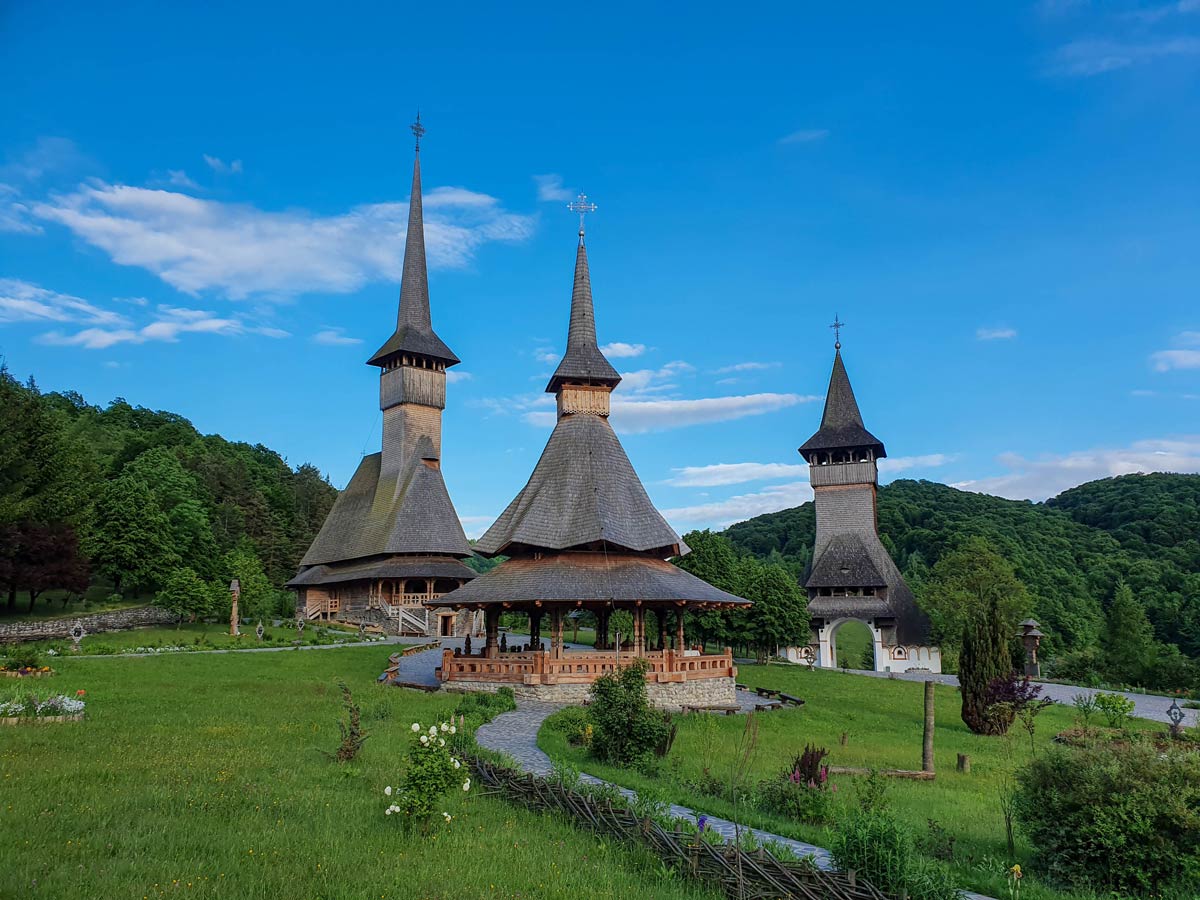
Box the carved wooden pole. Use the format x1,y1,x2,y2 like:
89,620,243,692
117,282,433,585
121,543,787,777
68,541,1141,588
922,680,935,773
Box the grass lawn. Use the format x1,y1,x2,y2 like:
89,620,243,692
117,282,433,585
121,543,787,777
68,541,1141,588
1,647,719,900
830,620,873,668
539,664,1166,900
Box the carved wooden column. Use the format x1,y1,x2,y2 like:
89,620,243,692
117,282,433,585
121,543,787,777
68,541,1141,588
633,606,645,657
550,608,565,659
530,609,543,651
675,609,686,651
484,608,500,659
656,609,667,651
597,609,609,650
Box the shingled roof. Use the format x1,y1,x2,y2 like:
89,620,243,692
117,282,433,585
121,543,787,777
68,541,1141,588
545,234,621,392
474,413,686,557
299,448,472,566
428,552,748,608
805,532,887,588
287,555,476,588
799,349,886,457
368,148,460,367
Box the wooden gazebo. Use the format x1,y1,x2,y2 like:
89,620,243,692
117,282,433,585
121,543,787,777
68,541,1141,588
429,208,749,707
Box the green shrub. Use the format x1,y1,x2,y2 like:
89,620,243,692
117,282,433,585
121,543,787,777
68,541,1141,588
757,776,837,824
7,645,44,669
1014,744,1200,894
1092,691,1135,728
829,808,960,900
587,659,671,767
545,706,590,746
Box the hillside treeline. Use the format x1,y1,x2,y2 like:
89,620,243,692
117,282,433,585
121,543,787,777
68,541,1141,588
0,367,336,615
724,476,1200,689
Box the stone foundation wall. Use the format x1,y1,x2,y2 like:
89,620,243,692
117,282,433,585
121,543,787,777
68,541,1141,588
445,676,735,710
0,606,178,644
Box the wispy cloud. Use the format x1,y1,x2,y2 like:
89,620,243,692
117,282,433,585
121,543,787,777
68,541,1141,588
953,438,1200,500
26,294,288,350
165,170,201,190
30,181,535,299
714,361,781,374
534,174,573,203
663,481,815,529
0,184,41,234
977,327,1017,341
446,369,472,384
0,278,127,326
203,154,243,174
524,392,815,433
599,341,646,358
666,462,809,487
665,453,953,488
313,328,362,346
1150,331,1200,371
617,360,695,394
1048,36,1200,76
779,129,830,145
534,348,561,366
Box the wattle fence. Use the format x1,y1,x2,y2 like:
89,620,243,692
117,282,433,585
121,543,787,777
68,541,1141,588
471,756,887,900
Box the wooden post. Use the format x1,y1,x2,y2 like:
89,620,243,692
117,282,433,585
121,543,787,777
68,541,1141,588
922,680,935,773
551,608,564,659
840,731,848,746
675,609,686,651
530,610,543,650
656,609,667,651
633,606,645,657
484,608,500,659
956,753,971,774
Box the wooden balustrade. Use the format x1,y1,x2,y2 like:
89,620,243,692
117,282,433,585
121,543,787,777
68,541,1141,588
436,647,736,685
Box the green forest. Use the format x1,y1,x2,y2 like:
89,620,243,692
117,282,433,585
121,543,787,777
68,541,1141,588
724,475,1200,690
1,368,337,621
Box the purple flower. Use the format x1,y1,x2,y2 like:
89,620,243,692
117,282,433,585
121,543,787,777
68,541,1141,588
697,815,708,832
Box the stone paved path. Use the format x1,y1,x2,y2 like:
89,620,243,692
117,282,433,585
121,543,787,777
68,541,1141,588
474,701,994,900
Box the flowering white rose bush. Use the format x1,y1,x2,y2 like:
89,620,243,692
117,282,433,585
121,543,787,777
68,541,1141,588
385,719,471,831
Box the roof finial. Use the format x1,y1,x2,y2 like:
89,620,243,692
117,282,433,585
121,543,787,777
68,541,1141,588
830,314,845,350
411,112,425,152
567,192,597,238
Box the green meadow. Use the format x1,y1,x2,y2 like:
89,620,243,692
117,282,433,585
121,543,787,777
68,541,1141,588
0,647,717,900
539,664,1164,900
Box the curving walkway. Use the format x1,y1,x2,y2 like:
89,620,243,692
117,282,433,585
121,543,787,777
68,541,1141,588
475,701,994,900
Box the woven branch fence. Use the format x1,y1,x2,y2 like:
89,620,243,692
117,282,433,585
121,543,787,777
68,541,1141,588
471,757,887,900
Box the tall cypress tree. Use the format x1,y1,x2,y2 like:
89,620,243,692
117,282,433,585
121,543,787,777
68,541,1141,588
960,595,1013,735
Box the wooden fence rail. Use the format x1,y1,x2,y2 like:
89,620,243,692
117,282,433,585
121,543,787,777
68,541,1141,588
471,757,887,900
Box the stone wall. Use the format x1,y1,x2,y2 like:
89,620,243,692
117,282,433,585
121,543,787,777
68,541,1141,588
0,606,178,644
446,676,736,710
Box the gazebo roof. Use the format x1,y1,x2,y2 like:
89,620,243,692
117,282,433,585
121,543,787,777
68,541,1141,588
286,555,476,588
427,551,750,609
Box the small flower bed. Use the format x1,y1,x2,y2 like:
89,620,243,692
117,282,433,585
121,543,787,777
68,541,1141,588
0,688,87,723
0,664,54,678
383,719,469,830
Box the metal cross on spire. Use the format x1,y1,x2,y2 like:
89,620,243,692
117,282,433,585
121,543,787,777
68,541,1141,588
567,192,598,235
411,113,426,152
830,314,845,349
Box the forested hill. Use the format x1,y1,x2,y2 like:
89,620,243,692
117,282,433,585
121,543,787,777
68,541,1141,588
1,369,337,607
723,476,1200,659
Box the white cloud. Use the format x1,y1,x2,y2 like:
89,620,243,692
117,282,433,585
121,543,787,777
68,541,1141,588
524,392,815,432
0,137,87,183
1151,350,1200,371
166,170,201,190
599,341,646,358
779,129,830,145
663,481,815,529
203,155,244,174
714,361,780,374
31,180,535,299
446,370,472,384
34,301,287,350
313,328,362,346
877,453,956,474
665,453,953,487
1048,37,1200,76
953,438,1200,500
534,348,561,365
0,278,128,326
534,174,573,203
618,360,695,394
0,184,41,234
977,327,1017,341
667,462,809,487
459,514,494,540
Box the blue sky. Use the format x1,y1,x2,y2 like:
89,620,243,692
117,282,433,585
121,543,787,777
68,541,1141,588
2,0,1199,536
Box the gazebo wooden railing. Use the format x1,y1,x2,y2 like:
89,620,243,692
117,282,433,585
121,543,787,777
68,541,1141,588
437,647,736,685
